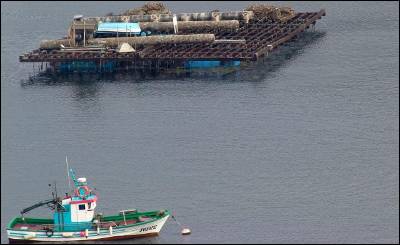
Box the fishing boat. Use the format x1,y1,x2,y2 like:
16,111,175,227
6,164,170,243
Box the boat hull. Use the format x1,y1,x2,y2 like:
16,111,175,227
8,215,169,243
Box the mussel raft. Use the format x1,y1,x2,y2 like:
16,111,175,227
19,2,326,73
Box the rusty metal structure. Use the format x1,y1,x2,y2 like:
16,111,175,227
19,4,326,73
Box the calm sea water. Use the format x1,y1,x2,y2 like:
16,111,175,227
1,1,399,244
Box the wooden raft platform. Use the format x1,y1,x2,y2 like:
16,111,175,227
19,10,325,65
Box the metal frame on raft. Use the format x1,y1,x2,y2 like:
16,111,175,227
19,9,326,73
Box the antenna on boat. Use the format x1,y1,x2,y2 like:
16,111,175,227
54,181,58,202
66,155,71,194
53,181,61,212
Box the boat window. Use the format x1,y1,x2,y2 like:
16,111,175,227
79,204,86,210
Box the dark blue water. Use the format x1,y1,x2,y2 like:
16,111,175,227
1,1,399,243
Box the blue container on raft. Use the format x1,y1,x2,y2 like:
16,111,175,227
96,22,141,34
95,22,144,37
184,60,240,69
59,61,116,73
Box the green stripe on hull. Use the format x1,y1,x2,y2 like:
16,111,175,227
8,215,169,243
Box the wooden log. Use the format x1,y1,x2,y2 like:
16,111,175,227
82,11,253,23
214,39,246,44
139,20,239,33
40,39,74,49
87,34,215,47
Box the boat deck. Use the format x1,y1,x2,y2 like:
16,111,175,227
13,223,45,232
11,215,154,231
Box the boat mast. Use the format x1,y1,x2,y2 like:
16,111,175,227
66,156,72,194
69,168,79,188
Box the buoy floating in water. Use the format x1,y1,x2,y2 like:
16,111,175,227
181,228,191,235
172,214,191,235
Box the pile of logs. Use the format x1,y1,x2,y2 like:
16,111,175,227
245,4,295,22
122,1,171,16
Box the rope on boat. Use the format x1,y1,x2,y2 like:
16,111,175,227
171,215,183,227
